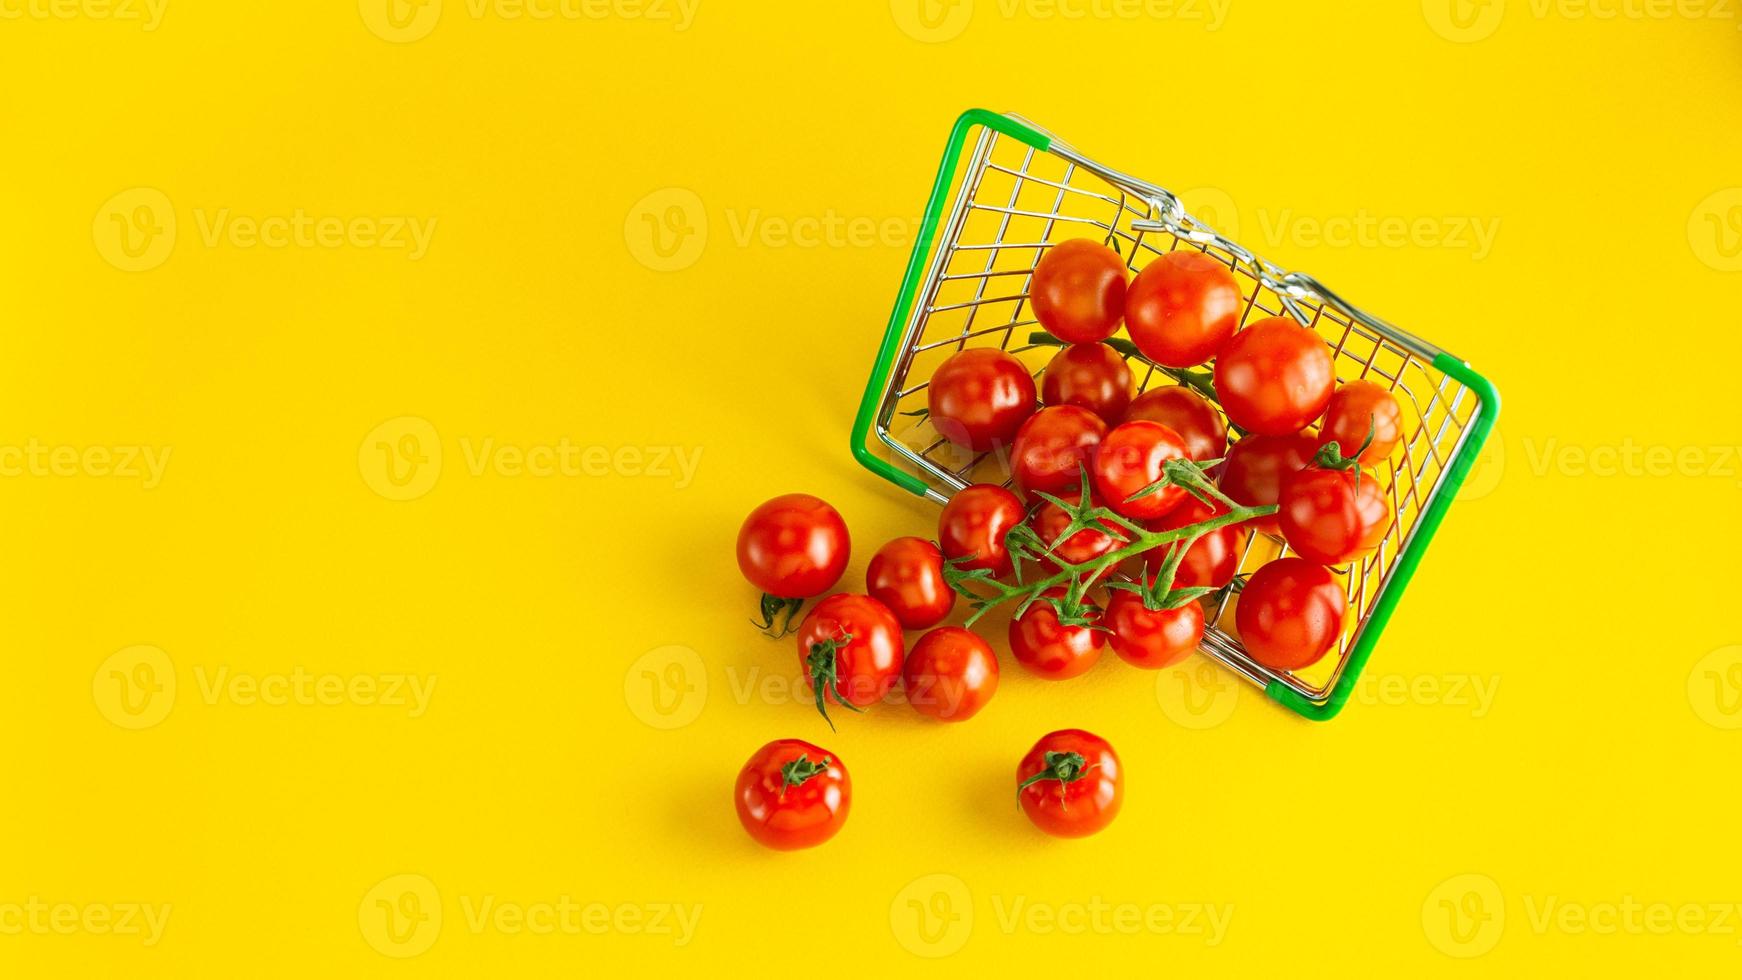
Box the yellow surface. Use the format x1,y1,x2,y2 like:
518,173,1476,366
2,2,1740,976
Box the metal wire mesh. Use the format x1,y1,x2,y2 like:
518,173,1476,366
870,123,1482,704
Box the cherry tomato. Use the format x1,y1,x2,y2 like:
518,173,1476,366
795,594,904,728
1122,385,1227,463
1321,379,1403,465
1123,250,1241,367
1016,729,1122,838
734,739,850,850
1092,420,1189,520
866,537,955,630
1278,465,1394,566
1010,405,1106,499
737,494,850,601
1143,497,1242,589
903,626,999,722
1028,492,1125,578
1212,317,1336,436
937,484,1025,578
926,347,1037,451
1029,239,1127,343
1041,342,1133,424
1008,590,1105,680
1104,589,1203,669
1217,432,1318,534
1236,558,1345,671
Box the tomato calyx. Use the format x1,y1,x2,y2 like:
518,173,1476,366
1106,538,1216,612
1017,750,1096,805
777,754,833,799
805,633,864,732
1307,420,1375,491
752,593,805,638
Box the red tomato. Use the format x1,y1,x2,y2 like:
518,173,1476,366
1236,558,1345,671
1278,466,1394,566
1092,420,1189,520
737,494,850,598
1217,432,1317,534
1010,405,1106,499
1008,590,1105,680
866,537,955,630
1041,342,1133,423
1123,250,1241,367
1028,492,1125,578
734,739,850,850
937,484,1025,577
1212,317,1336,436
1029,239,1127,343
1104,589,1203,669
1122,385,1227,462
1016,729,1122,838
1143,497,1242,589
926,347,1037,451
795,594,905,727
902,627,999,722
1321,379,1403,465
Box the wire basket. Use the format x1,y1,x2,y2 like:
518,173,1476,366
851,109,1500,721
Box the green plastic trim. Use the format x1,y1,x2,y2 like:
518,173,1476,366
1266,352,1501,720
850,110,1052,496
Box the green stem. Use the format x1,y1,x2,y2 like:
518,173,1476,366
1027,330,1219,402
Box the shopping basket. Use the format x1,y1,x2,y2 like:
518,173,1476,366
850,109,1500,721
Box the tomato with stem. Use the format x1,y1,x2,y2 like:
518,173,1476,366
1041,342,1133,424
1016,729,1122,838
937,484,1025,577
1218,432,1317,534
1321,379,1403,465
1029,239,1127,343
1212,316,1336,436
1278,445,1394,566
1122,385,1227,463
927,347,1037,451
795,594,904,729
1236,558,1345,670
1092,419,1189,520
734,739,850,850
1104,588,1203,669
903,627,999,722
737,494,850,635
1008,590,1104,680
866,537,955,630
1124,250,1241,367
1028,491,1124,578
1011,405,1106,500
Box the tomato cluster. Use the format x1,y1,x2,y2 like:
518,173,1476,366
728,238,1409,848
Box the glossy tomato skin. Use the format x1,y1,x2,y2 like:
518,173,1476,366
903,627,999,722
927,348,1038,451
1104,589,1203,669
1092,420,1189,520
866,537,955,630
795,594,905,709
1009,591,1105,680
1277,466,1394,566
1122,385,1227,463
1321,380,1403,465
1030,239,1127,343
1011,405,1106,499
737,494,850,598
1236,558,1345,671
1124,251,1241,367
734,739,850,850
1041,343,1133,424
1028,492,1125,579
937,484,1025,577
1218,432,1318,534
1016,729,1122,838
1144,497,1242,589
1212,317,1336,436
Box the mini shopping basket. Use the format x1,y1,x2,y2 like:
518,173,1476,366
851,109,1500,721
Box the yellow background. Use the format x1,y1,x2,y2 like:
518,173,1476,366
3,1,1741,975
